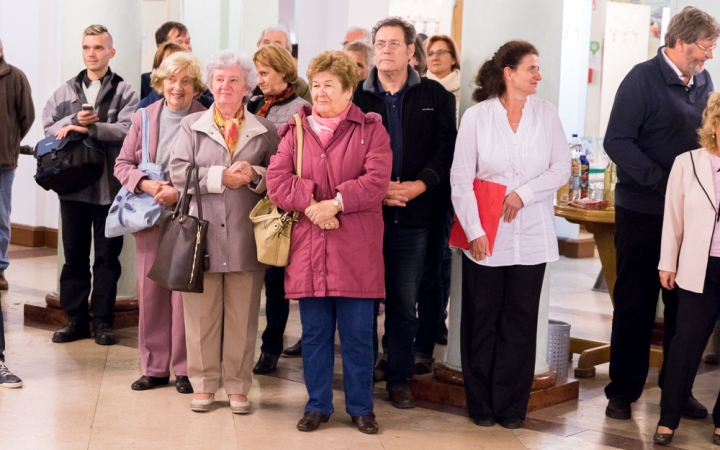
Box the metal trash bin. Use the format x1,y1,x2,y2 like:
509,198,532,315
547,320,571,382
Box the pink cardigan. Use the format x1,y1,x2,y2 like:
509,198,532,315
114,99,206,193
659,148,718,293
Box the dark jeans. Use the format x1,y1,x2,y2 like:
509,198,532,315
415,216,450,356
605,206,679,403
659,257,720,429
299,297,375,416
382,223,430,389
460,255,546,420
0,294,4,362
260,266,288,355
59,200,123,327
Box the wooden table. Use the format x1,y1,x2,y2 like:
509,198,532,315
554,205,664,377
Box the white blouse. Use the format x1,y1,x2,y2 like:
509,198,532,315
451,96,571,267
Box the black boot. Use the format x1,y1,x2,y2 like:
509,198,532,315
253,352,280,374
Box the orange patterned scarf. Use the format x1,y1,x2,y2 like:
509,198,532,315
213,106,245,155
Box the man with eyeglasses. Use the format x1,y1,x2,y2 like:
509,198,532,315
604,6,719,421
352,16,456,409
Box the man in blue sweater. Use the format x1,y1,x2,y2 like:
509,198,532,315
604,6,719,421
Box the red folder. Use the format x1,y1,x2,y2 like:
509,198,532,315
449,179,507,254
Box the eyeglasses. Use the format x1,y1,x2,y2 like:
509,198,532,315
427,49,450,58
694,41,717,57
373,40,404,51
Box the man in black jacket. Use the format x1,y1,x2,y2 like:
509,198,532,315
353,17,456,409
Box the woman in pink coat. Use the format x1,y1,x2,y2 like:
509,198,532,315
266,51,391,434
114,52,206,393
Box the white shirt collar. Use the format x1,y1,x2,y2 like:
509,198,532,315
662,48,694,87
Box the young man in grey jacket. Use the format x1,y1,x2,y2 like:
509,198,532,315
42,24,138,346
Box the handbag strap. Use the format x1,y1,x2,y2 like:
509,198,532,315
140,108,150,164
294,113,303,179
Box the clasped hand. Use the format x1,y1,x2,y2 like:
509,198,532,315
501,192,524,223
305,199,340,230
223,161,258,189
383,180,426,207
139,180,178,206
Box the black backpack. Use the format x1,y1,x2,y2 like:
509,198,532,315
34,78,117,195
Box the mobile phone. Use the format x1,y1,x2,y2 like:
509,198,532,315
81,103,94,112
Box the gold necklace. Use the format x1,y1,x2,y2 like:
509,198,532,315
500,97,521,126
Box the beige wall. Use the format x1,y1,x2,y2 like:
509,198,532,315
141,0,181,73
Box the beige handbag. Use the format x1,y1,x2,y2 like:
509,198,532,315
249,114,304,267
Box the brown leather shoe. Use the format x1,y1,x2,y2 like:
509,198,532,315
388,384,416,409
351,413,378,434
297,411,330,432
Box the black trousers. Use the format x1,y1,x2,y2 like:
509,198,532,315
460,254,546,420
659,257,720,429
605,206,679,402
260,266,289,355
59,200,123,327
415,219,448,356
0,293,4,362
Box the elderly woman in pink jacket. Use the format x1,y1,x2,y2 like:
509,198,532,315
114,52,206,394
266,51,391,435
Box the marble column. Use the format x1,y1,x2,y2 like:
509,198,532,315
47,0,143,324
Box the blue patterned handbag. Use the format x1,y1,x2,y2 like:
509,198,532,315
105,108,164,238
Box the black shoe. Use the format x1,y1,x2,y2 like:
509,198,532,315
352,413,378,434
94,323,116,346
472,415,495,427
414,356,434,375
131,375,169,391
605,397,632,420
52,322,91,343
253,352,280,374
175,376,193,394
388,384,417,409
681,394,708,419
435,328,448,346
0,361,22,388
0,270,9,290
653,426,674,445
498,418,523,429
373,354,388,382
297,411,330,432
713,429,720,445
282,339,302,358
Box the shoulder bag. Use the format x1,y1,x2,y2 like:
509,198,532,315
105,108,164,238
249,113,304,267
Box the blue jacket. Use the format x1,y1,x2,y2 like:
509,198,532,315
604,47,714,215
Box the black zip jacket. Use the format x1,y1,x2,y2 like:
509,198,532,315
352,67,456,227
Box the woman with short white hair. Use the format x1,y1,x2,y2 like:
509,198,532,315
169,50,280,413
115,51,207,394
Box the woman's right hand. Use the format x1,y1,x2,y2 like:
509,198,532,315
660,270,676,290
222,169,253,189
139,179,168,196
470,235,491,261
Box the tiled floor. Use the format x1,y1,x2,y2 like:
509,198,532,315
2,245,720,449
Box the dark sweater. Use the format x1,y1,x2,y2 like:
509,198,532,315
604,47,714,215
353,67,456,228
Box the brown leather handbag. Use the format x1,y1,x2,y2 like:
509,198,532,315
147,165,209,293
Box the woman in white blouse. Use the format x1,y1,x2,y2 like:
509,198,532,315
450,40,570,429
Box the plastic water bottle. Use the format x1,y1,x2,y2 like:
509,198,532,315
570,135,583,200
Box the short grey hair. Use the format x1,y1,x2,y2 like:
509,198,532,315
205,50,258,94
343,40,374,69
371,16,417,46
257,26,292,53
665,6,720,48
345,27,372,45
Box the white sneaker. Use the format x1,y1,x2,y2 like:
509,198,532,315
0,361,23,388
230,399,251,414
190,394,215,412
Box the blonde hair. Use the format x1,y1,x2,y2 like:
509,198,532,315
83,24,113,47
150,52,207,95
307,51,359,92
252,44,297,84
699,92,720,152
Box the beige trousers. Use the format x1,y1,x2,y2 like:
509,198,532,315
182,271,264,395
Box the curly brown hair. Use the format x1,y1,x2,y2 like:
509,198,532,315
306,51,359,92
472,40,538,103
